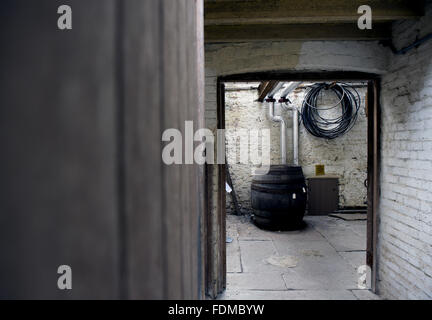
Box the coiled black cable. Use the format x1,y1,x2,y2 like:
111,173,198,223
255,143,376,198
300,82,360,139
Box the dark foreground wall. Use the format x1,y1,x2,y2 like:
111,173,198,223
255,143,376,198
0,0,204,299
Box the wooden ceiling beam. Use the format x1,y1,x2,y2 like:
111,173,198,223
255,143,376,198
205,23,392,43
257,81,279,102
205,0,424,26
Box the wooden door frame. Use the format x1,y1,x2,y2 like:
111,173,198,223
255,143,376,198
207,71,381,296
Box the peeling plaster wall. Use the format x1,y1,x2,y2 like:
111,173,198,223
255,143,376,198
377,1,432,300
224,83,368,215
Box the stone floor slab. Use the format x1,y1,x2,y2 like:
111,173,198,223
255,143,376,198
269,223,326,242
307,217,366,252
236,221,274,241
238,240,281,273
339,251,366,270
273,237,338,259
227,273,286,290
329,213,367,221
282,261,358,290
351,289,382,300
220,289,357,300
226,215,239,238
222,215,370,300
346,221,367,238
227,238,242,273
325,233,366,252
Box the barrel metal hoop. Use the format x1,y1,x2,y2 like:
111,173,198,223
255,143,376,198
251,184,306,194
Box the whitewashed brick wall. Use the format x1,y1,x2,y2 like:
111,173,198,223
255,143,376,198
378,2,432,300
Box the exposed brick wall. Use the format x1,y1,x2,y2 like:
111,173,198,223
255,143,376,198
378,2,432,299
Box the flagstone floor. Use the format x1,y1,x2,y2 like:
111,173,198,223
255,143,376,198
219,214,380,300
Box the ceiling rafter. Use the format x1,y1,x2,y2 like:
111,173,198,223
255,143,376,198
205,0,424,25
204,0,424,43
258,81,279,102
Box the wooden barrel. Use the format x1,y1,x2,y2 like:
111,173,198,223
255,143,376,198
251,165,307,230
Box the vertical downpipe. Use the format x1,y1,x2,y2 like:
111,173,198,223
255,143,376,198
293,107,299,166
267,100,287,164
280,105,287,165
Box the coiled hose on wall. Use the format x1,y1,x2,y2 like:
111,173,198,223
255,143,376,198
301,82,360,140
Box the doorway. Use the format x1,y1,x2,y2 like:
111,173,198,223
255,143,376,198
206,72,380,299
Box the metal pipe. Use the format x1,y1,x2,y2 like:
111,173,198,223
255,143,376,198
267,82,284,98
280,114,287,165
278,103,299,166
293,107,299,166
267,101,286,164
278,82,301,166
280,82,302,99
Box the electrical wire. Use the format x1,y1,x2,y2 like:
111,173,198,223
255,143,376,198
300,82,360,140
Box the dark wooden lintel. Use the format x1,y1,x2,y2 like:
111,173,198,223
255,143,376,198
205,0,424,26
205,23,392,43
